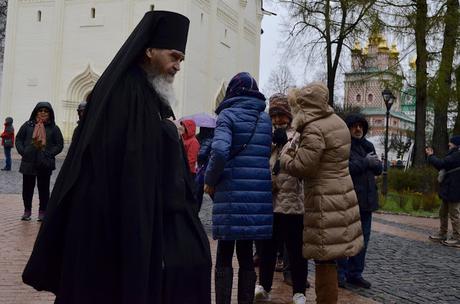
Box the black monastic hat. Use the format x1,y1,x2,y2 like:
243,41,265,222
146,11,190,54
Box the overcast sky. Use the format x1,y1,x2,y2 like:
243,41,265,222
258,2,329,96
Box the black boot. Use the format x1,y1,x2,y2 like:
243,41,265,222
237,269,256,304
215,267,233,304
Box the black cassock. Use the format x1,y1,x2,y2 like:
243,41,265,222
22,65,211,303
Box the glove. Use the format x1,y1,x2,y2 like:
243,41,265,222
273,128,288,146
365,152,381,168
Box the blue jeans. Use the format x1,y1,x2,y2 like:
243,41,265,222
3,147,11,170
338,211,372,280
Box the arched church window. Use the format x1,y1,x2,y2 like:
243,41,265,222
37,11,42,22
91,8,96,19
150,4,155,11
224,29,228,38
201,13,204,24
368,93,373,102
356,94,361,102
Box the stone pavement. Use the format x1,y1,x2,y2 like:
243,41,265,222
0,159,459,303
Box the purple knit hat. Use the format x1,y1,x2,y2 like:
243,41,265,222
223,72,265,101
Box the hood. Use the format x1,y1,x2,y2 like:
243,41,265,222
4,117,13,126
215,96,266,115
181,119,196,140
29,101,56,124
288,82,334,130
344,113,369,137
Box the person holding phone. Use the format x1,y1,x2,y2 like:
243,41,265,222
337,113,382,289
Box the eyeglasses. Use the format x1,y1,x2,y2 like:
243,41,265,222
37,109,49,113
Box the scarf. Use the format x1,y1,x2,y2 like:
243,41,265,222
33,119,46,149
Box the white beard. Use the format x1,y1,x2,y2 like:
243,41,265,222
148,74,178,108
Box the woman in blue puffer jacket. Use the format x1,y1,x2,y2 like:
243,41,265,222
204,72,273,304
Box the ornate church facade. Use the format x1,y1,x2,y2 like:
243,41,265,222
1,0,265,140
344,33,415,139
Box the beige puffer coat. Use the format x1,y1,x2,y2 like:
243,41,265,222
271,127,304,214
280,82,363,261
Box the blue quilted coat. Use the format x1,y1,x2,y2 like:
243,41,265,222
205,96,273,240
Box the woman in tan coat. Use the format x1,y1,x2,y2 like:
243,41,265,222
280,82,363,304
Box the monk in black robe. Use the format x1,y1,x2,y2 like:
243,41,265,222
22,11,211,304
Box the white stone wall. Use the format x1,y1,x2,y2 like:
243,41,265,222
0,0,263,140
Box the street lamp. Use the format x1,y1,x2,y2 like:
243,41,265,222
381,88,395,197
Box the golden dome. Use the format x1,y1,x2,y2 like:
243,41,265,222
378,38,389,52
352,41,362,52
389,43,399,58
362,44,369,56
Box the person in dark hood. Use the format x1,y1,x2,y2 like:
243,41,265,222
204,72,273,304
426,135,460,248
22,11,211,304
194,126,214,212
15,102,64,221
337,113,382,289
77,101,87,123
1,116,15,171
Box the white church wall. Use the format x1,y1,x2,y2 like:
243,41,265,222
8,2,57,125
1,0,263,140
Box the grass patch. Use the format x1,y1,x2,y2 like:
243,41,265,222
379,191,440,217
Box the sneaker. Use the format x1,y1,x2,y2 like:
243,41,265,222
293,293,306,304
37,210,46,222
442,239,460,248
347,277,371,289
21,210,32,221
429,233,447,242
1,167,11,171
254,285,271,302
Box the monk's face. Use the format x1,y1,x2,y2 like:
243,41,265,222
145,48,184,83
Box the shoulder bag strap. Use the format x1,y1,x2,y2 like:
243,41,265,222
228,114,260,160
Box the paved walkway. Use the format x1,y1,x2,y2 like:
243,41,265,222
0,159,459,303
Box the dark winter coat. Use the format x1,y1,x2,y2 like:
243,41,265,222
345,114,383,212
198,137,213,167
428,147,460,203
15,102,64,175
205,96,273,241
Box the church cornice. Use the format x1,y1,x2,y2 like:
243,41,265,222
193,0,211,13
217,4,238,32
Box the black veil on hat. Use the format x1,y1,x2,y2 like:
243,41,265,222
46,10,190,209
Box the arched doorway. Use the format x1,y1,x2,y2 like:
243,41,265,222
62,65,99,140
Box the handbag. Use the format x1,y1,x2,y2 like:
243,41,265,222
3,138,13,148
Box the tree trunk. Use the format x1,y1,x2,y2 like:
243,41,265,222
413,0,428,167
432,0,459,156
453,66,460,135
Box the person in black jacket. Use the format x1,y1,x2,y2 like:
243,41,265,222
195,127,214,211
15,102,64,221
426,135,460,248
338,113,382,289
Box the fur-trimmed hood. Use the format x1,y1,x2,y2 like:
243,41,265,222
287,82,334,131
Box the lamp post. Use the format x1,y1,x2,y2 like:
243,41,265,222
381,88,395,197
